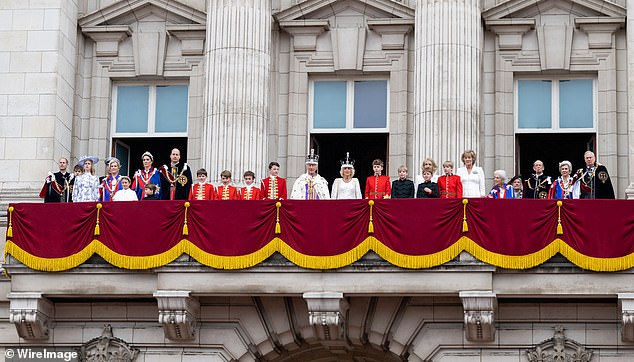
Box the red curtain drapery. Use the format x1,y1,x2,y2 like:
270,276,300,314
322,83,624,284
5,199,634,271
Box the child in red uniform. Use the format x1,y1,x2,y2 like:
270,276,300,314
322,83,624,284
437,161,462,198
261,161,287,200
364,159,391,199
239,170,262,200
189,168,216,200
216,170,239,200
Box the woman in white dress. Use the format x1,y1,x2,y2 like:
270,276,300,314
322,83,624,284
72,156,100,202
456,150,486,198
331,153,362,199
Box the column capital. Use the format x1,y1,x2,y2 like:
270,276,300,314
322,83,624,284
154,290,200,341
459,291,497,342
8,292,53,340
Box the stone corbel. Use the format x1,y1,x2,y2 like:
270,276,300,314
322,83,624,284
167,24,206,56
303,292,348,341
576,17,624,49
82,25,132,57
8,292,53,340
486,19,535,50
279,20,329,52
154,290,200,341
459,291,497,342
367,19,414,50
618,293,634,341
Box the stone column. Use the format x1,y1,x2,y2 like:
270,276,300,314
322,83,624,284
626,0,634,198
413,0,482,171
203,0,271,183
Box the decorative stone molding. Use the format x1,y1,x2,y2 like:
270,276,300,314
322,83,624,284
82,26,132,57
167,24,206,55
367,19,414,50
278,20,330,52
526,325,593,362
486,19,535,50
154,290,199,341
8,292,53,340
303,292,349,341
576,17,625,49
618,293,634,341
459,291,497,342
79,324,139,362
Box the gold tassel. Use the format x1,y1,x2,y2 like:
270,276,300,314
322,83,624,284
182,202,190,236
6,206,14,238
275,202,281,234
556,200,563,235
94,203,102,236
462,199,469,233
368,200,375,234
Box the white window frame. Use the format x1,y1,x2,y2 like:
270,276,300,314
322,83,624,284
308,77,390,134
514,76,597,133
111,81,189,138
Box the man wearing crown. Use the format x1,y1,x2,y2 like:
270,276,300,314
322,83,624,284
572,151,615,199
261,161,287,200
160,148,193,200
290,149,330,200
131,151,162,200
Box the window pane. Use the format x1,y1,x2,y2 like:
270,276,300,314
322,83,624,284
559,79,593,128
354,80,387,128
116,86,149,133
518,80,551,129
156,85,188,133
313,81,346,129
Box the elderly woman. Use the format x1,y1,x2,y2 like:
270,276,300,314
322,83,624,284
456,150,486,197
487,170,515,199
414,158,439,197
331,153,362,199
509,175,523,199
72,156,100,202
548,160,576,199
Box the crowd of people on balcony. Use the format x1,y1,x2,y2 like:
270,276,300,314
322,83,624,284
40,147,615,204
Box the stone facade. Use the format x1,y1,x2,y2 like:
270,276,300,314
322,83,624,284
1,0,634,360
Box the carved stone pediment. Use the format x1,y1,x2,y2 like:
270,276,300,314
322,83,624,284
79,324,139,362
483,0,625,20
526,326,593,362
78,0,206,27
274,0,414,22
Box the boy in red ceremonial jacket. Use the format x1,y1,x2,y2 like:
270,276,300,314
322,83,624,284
189,168,216,200
261,161,287,200
364,159,391,199
239,170,262,200
438,161,463,198
216,170,239,200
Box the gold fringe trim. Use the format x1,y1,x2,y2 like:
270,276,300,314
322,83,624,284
368,200,375,234
6,206,14,238
556,200,563,235
94,203,102,236
462,199,469,232
182,202,190,236
275,202,281,234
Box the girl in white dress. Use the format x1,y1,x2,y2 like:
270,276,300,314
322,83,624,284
331,153,362,199
72,156,100,202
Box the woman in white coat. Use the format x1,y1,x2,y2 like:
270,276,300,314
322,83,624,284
456,150,486,198
331,153,362,199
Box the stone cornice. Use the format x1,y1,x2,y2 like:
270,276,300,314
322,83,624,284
279,20,330,52
576,17,625,48
82,25,132,57
367,19,414,50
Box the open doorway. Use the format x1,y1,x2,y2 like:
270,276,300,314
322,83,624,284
516,133,595,179
310,133,388,193
111,137,188,176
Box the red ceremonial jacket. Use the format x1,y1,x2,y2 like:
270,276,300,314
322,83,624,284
216,185,239,200
261,176,287,200
239,185,262,200
188,183,216,200
437,174,463,199
364,175,392,199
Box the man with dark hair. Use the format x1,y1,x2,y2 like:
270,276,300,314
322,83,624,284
573,151,615,199
261,161,287,200
160,148,193,200
40,157,72,202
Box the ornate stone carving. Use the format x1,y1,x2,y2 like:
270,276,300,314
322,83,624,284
618,293,634,341
80,324,139,362
526,325,593,362
154,290,199,341
8,292,53,340
459,291,496,342
303,292,349,341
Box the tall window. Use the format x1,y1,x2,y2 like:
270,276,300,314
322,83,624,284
516,78,595,132
309,79,389,132
113,83,189,137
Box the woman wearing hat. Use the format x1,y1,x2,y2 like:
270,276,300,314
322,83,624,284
331,153,362,199
72,156,100,202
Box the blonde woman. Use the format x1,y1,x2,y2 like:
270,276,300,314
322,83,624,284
456,150,486,197
331,153,362,199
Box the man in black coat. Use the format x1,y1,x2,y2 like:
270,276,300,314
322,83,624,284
40,158,72,202
160,148,193,200
391,165,414,198
524,160,552,199
575,151,615,199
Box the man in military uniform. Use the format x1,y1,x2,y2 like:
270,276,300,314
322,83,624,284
160,148,193,200
524,160,552,199
573,151,615,199
40,157,72,202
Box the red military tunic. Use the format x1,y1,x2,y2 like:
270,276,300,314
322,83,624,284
188,183,216,200
216,185,239,200
239,185,262,200
261,176,287,200
437,174,463,199
364,175,392,199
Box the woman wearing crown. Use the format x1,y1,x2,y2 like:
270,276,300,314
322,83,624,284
131,151,162,200
331,153,362,199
